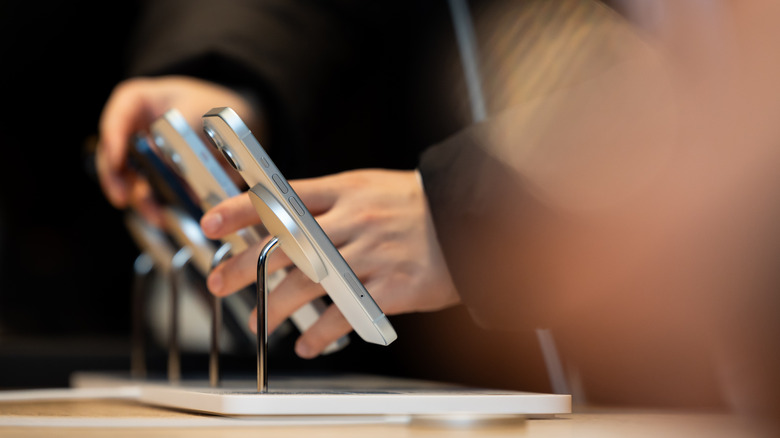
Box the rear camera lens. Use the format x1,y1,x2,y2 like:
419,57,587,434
221,147,241,171
203,126,223,149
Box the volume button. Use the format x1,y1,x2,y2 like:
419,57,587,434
272,174,288,194
288,197,305,216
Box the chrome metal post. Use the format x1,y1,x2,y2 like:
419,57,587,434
256,236,280,393
131,253,154,379
209,243,233,388
169,247,193,384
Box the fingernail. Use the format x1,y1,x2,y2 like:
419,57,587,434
201,212,223,235
295,342,315,359
207,271,223,295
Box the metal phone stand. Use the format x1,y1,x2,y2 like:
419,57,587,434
168,247,193,384
161,224,279,392
96,184,569,421
248,182,329,393
130,253,154,379
209,242,233,388
167,242,234,388
255,236,280,393
136,182,326,393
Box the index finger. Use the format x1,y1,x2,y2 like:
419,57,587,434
289,175,340,214
201,175,341,239
200,192,260,239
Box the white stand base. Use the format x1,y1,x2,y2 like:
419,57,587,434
71,372,570,420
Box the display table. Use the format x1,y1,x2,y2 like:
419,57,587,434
0,397,774,438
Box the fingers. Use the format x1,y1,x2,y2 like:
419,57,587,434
95,142,165,227
96,79,157,208
294,304,353,359
242,264,354,359
204,206,358,298
201,182,354,247
207,236,293,296
200,178,341,240
289,177,340,215
95,144,130,207
200,192,262,240
98,79,153,173
247,268,328,335
304,207,355,248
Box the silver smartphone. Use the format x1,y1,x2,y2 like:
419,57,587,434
151,109,349,354
124,209,177,273
125,207,259,352
201,107,397,346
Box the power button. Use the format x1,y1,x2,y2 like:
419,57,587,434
288,197,305,216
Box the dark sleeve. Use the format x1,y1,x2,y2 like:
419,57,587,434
417,0,674,332
418,122,572,332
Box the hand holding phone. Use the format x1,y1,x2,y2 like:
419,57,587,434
151,109,349,354
202,107,397,347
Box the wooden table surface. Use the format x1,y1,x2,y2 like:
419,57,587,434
0,398,775,438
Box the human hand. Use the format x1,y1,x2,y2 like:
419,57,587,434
200,169,460,358
95,75,261,225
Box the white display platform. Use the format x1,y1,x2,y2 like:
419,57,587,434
72,372,570,419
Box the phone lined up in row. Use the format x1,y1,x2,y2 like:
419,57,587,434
126,135,259,352
150,109,358,353
132,107,396,355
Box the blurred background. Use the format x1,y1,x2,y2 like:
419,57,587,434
0,1,142,387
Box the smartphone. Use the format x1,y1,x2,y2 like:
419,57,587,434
127,134,202,220
160,205,259,350
150,109,348,354
128,134,261,350
124,209,178,273
150,109,267,254
124,207,256,353
201,107,397,346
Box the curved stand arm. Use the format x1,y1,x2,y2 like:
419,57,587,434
256,236,280,393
